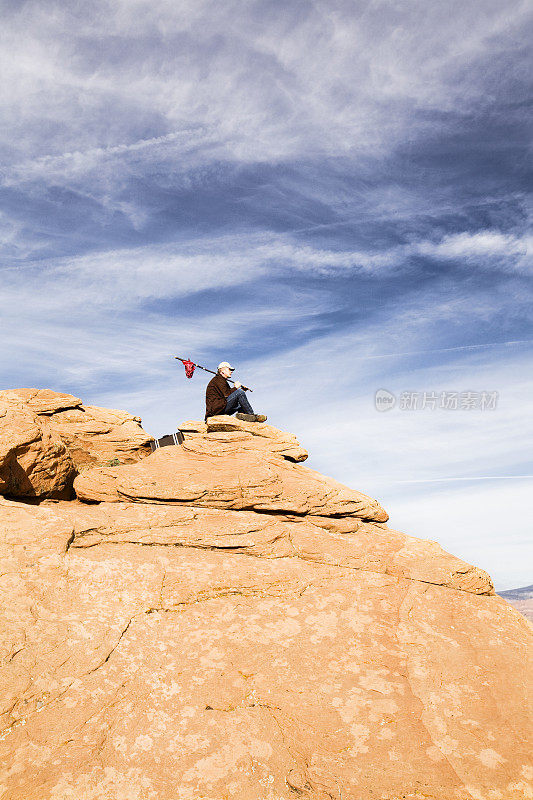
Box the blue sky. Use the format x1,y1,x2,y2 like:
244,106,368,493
1,0,531,589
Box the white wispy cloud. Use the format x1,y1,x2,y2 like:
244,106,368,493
1,0,529,284
416,231,532,272
3,225,529,314
2,128,222,186
1,0,529,168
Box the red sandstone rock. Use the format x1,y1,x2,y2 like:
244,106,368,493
0,389,152,498
73,444,388,520
0,495,530,800
205,415,309,461
0,398,75,498
0,399,531,800
47,403,152,469
177,416,308,461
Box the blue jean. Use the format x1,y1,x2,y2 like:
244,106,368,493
223,388,255,415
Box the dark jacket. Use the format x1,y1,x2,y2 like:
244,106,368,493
205,372,236,420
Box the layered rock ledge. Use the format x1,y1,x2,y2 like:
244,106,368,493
0,390,531,800
0,388,152,498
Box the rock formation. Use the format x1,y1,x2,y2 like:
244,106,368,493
1,394,532,800
0,388,152,499
179,416,309,462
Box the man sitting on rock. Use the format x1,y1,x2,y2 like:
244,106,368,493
205,361,267,423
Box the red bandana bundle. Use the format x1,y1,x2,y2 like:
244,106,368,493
180,359,196,378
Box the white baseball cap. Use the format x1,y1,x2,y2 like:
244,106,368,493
218,361,235,371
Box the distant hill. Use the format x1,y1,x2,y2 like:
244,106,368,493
499,585,533,622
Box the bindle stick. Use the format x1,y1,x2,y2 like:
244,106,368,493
174,358,252,391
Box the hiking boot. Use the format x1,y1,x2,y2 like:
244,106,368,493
254,414,267,422
235,413,256,422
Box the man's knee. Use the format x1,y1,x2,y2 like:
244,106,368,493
234,388,245,396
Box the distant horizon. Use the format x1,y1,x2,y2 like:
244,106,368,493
1,0,531,590
499,584,533,595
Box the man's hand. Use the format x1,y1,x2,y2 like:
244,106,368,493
234,381,242,389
